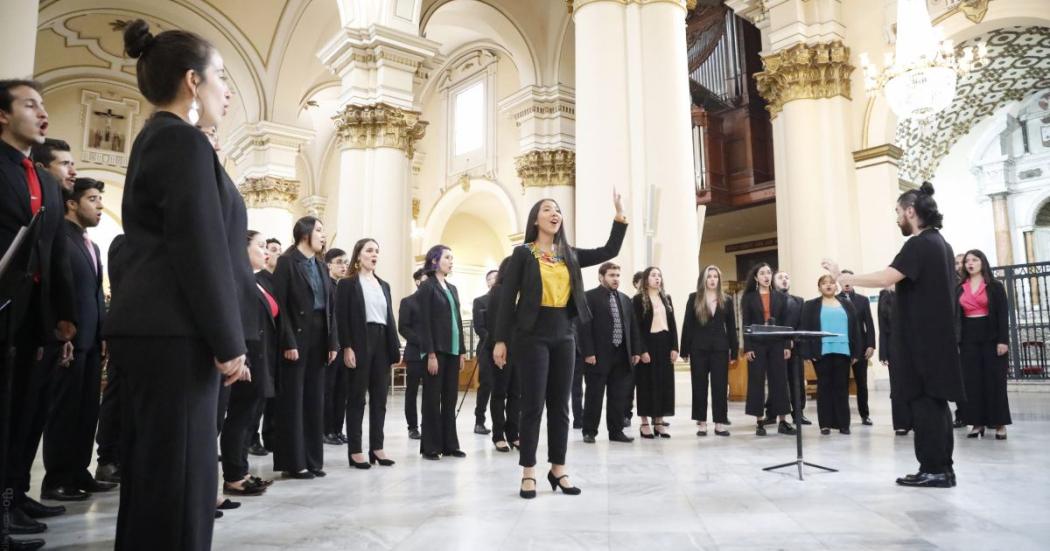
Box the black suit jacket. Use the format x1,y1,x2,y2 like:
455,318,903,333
494,220,627,343
799,296,863,361
955,279,1009,345
336,274,400,365
473,293,492,351
272,248,339,353
245,272,278,398
680,293,738,360
877,289,895,363
740,289,787,351
780,291,803,329
418,277,466,356
398,291,423,361
103,112,249,362
632,293,680,353
107,234,127,298
578,286,643,365
838,290,876,350
63,220,104,351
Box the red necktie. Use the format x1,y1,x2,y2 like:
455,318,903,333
21,158,43,215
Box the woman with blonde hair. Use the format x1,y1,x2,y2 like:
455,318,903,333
680,265,737,436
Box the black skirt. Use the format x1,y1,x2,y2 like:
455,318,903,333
636,330,675,417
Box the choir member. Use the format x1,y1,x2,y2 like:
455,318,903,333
800,275,863,435
740,263,795,436
487,257,520,452
681,265,737,437
399,269,427,440
633,267,679,439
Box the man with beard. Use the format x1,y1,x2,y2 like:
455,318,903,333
772,271,810,426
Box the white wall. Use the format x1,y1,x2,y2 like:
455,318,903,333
931,115,999,263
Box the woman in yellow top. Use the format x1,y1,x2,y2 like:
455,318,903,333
493,192,627,499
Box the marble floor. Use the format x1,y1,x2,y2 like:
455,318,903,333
27,374,1050,550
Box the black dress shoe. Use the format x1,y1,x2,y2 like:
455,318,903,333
80,478,118,493
953,419,966,429
323,433,342,445
247,442,270,456
520,477,536,499
41,486,89,502
421,452,440,460
8,508,47,534
547,471,582,495
444,450,467,458
19,497,65,518
755,424,767,436
778,421,796,435
408,428,421,440
761,418,777,426
95,462,121,483
798,416,812,425
4,536,46,551
349,457,372,469
609,432,634,443
861,417,873,426
582,433,596,443
896,472,952,488
336,433,348,443
217,498,241,510
820,428,831,435
696,429,707,437
309,469,327,477
215,510,224,519
369,451,395,466
623,416,632,428
282,470,316,479
839,428,851,435
223,482,266,496
474,424,491,435
714,429,730,436
895,429,910,436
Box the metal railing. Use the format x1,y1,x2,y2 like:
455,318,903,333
992,261,1050,380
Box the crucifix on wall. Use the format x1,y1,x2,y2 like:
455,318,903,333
90,108,127,153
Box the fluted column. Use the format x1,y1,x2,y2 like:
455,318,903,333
1,0,38,78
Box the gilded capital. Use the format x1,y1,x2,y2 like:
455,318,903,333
238,176,299,209
754,41,854,118
515,149,576,189
333,103,428,158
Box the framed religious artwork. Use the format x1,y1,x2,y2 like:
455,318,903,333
80,90,141,168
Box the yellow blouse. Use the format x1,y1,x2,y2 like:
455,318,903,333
529,243,571,308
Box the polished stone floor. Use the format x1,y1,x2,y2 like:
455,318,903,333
28,374,1050,550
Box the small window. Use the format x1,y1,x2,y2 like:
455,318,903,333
454,81,485,157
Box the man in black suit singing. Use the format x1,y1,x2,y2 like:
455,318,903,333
773,271,811,426
577,262,642,443
472,270,498,435
838,269,877,425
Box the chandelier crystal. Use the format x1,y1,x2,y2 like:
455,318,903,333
860,0,988,120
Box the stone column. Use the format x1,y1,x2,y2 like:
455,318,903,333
239,177,301,240
972,158,1016,265
1,0,38,78
852,144,905,274
990,194,1014,265
515,149,576,239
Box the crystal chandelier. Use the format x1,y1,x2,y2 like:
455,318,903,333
859,0,988,120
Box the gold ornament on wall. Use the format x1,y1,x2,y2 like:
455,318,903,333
238,176,299,209
515,149,576,190
754,41,855,118
333,103,428,158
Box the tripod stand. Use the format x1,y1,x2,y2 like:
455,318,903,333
744,325,839,481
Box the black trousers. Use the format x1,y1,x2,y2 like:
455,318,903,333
814,354,851,430
324,356,349,436
959,318,1011,427
910,394,954,474
787,354,806,417
96,358,121,465
571,353,584,423
404,360,424,430
220,380,263,483
110,337,218,551
690,349,729,423
43,344,102,490
490,361,520,444
745,342,789,418
249,397,277,450
636,331,675,418
272,312,326,473
421,352,461,455
583,349,632,437
474,346,493,425
514,307,574,467
6,340,60,505
887,365,913,431
346,324,391,455
852,358,870,418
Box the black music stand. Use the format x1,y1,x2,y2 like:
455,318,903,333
744,324,839,481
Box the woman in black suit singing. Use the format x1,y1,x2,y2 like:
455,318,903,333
680,265,737,437
493,192,626,499
800,275,862,435
740,262,794,436
417,245,467,460
105,20,252,549
337,238,401,468
272,216,339,479
633,266,679,439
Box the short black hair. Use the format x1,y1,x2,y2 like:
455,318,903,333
485,269,498,279
63,177,104,206
599,262,620,276
0,79,42,114
265,238,281,247
632,271,644,285
31,138,71,166
412,268,425,281
324,248,347,263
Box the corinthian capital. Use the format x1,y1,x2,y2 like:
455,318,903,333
238,176,300,210
333,103,428,158
515,149,576,189
754,40,854,118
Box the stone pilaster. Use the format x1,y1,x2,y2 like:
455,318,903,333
755,40,855,118
332,103,428,158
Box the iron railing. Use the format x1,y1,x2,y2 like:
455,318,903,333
992,261,1050,380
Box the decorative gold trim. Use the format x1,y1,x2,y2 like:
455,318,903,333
852,144,903,163
238,176,299,209
515,149,576,189
412,198,421,221
932,0,990,26
754,41,854,118
332,103,428,158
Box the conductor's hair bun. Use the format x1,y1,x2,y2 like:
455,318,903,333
919,181,936,196
123,19,155,59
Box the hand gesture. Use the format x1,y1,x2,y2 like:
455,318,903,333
612,188,624,217
584,355,597,365
670,350,679,363
328,350,338,364
784,348,791,360
745,350,756,361
344,347,357,368
493,342,507,368
821,258,840,279
283,349,299,361
640,352,651,364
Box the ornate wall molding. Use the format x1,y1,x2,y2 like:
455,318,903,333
515,149,576,189
754,40,854,118
300,195,328,220
239,176,299,210
333,103,428,158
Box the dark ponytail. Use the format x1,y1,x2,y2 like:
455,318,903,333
897,181,944,229
123,19,214,106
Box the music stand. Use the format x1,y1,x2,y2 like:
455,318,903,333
744,324,839,481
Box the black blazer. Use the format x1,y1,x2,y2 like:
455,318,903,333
838,290,876,350
799,296,863,361
398,291,423,362
418,277,466,356
741,289,787,352
272,248,339,354
104,112,249,362
336,274,400,364
245,272,278,398
578,286,643,365
63,221,104,351
632,293,680,353
877,289,894,363
955,279,1009,345
494,220,627,343
781,291,803,329
680,292,738,360
108,234,127,298
473,292,492,351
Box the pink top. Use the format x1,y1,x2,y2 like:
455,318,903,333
960,281,989,317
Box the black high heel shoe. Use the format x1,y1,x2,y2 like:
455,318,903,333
639,424,655,439
349,455,372,469
967,427,985,439
547,471,582,495
520,477,537,499
369,451,395,466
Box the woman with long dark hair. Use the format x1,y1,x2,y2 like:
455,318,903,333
740,263,795,436
680,265,737,437
337,238,401,468
800,275,862,435
493,192,626,499
633,266,679,438
488,256,520,452
105,20,251,549
272,216,339,479
417,245,467,460
957,249,1011,440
